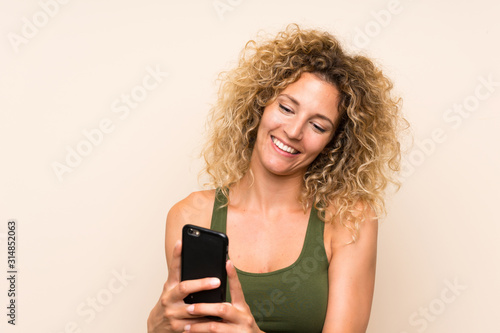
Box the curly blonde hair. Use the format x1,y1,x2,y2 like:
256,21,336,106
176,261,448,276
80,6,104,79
202,24,406,241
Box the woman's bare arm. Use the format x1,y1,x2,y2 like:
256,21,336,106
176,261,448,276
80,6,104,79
322,207,378,333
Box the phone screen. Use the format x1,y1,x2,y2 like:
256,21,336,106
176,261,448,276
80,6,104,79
181,224,228,304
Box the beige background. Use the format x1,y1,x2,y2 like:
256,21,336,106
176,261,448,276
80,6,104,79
1,0,499,332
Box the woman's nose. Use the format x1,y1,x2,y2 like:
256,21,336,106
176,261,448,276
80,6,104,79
284,118,303,141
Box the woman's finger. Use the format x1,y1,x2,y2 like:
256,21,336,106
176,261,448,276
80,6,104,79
226,260,246,307
167,240,182,285
185,302,236,321
169,277,221,303
184,320,228,333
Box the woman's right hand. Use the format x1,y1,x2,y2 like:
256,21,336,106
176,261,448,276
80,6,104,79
147,240,222,333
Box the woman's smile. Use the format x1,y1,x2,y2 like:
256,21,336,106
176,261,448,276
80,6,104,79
271,135,300,155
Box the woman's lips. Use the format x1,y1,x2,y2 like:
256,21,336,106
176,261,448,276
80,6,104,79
271,136,300,154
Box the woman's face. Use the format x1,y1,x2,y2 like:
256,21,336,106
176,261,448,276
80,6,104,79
251,72,340,178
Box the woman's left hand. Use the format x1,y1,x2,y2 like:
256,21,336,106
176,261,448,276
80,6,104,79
183,260,264,333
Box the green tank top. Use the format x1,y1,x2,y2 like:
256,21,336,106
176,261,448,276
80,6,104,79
210,189,329,332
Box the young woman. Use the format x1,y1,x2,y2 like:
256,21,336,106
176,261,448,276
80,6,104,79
148,24,405,333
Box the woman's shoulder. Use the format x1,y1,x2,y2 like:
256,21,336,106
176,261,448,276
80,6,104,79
167,189,216,230
323,201,378,257
164,190,217,262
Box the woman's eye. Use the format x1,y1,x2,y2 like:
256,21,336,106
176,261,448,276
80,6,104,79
312,123,326,133
279,104,293,114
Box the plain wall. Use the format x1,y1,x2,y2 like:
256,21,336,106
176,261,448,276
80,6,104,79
1,0,499,332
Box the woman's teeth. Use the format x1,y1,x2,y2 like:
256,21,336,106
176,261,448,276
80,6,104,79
272,137,298,154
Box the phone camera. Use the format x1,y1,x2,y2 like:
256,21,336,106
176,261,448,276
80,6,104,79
188,228,200,237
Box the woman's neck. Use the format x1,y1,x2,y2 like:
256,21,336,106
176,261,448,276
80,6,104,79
229,165,306,214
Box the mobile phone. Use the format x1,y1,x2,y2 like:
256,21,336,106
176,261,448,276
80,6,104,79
181,224,228,304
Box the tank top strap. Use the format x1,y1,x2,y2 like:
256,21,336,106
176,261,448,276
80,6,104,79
301,204,326,261
210,188,228,234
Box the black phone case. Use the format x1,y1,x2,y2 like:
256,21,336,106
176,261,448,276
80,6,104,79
181,224,228,304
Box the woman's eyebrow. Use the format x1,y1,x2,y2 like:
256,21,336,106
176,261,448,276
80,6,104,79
279,94,300,106
315,114,335,127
